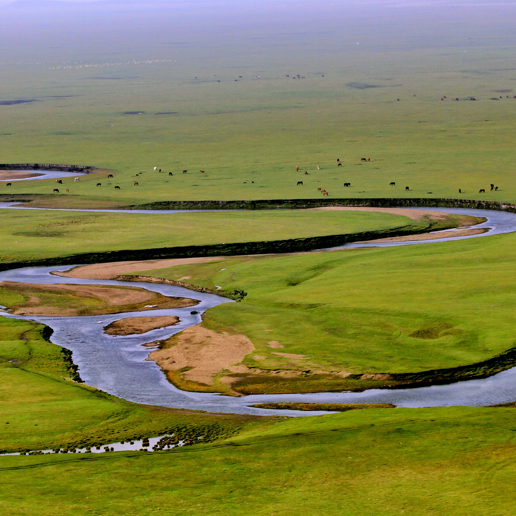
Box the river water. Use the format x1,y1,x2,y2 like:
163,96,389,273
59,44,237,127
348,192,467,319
1,206,516,416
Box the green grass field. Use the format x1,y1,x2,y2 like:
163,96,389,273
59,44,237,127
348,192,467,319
1,1,516,511
0,208,419,263
133,230,516,393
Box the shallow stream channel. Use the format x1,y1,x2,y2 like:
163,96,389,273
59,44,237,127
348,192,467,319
2,206,516,417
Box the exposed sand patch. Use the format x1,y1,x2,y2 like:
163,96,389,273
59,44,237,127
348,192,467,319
360,227,487,243
56,257,222,280
104,316,179,336
312,206,452,222
147,325,255,386
268,341,284,349
0,171,43,181
0,281,197,316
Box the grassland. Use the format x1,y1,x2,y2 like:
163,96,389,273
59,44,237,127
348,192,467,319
2,406,516,515
0,207,419,263
132,230,516,393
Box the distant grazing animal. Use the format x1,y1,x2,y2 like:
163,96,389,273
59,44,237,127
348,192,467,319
337,159,340,162
154,167,157,171
390,182,395,186
66,189,69,192
459,189,461,193
53,188,59,193
296,165,299,172
397,98,400,101
317,165,320,170
96,183,102,187
495,186,499,191
367,158,370,162
361,158,367,161
134,182,139,186
490,184,494,191
405,186,409,191
115,186,121,190
297,181,303,185
107,174,114,178
169,172,173,176
338,162,342,167
479,189,485,193
322,191,329,196
6,183,11,187
344,182,351,187
159,169,161,173
183,170,187,174
304,171,309,175
200,170,205,173
317,187,322,191
74,177,80,182
56,179,62,184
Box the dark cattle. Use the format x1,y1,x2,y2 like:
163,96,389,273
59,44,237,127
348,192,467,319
159,169,162,173
134,182,139,186
405,186,409,191
297,181,303,185
390,182,395,186
361,158,367,161
183,170,188,174
490,184,494,191
338,162,342,167
397,98,400,101
169,172,173,176
53,188,59,193
336,159,340,162
107,174,114,178
495,186,499,191
96,183,102,187
6,183,11,187
317,187,321,191
56,179,62,184
459,189,461,193
115,186,121,190
479,189,485,193
344,182,351,187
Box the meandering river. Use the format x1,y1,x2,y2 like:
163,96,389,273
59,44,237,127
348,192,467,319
2,206,516,416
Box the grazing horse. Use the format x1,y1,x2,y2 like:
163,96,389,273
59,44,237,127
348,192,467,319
405,186,410,191
390,182,395,186
344,183,351,187
317,165,320,170
6,183,11,187
169,172,173,176
338,162,342,167
56,179,62,184
490,184,494,191
297,181,303,185
159,169,161,173
74,177,80,182
183,170,187,174
107,174,114,178
361,158,367,161
322,191,329,196
134,182,139,186
296,166,299,172
114,186,121,190
53,188,59,193
495,186,499,191
96,183,102,187
459,189,462,193
200,170,205,173
367,158,370,162
479,189,485,193
154,167,157,171
304,171,309,175
317,187,322,191
66,189,69,192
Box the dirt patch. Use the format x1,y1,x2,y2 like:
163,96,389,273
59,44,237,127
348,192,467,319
147,325,255,388
104,316,179,336
0,171,43,181
360,228,487,244
56,257,222,280
313,206,453,222
0,281,197,316
268,341,284,349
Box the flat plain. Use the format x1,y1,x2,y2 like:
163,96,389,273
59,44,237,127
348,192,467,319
2,1,516,514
